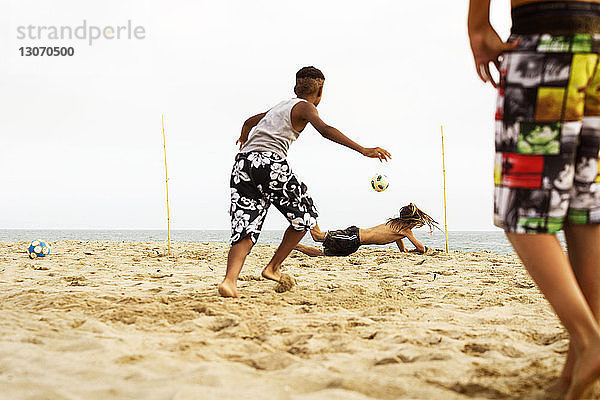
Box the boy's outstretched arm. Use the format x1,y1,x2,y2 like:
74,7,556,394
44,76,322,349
236,112,267,149
297,102,391,162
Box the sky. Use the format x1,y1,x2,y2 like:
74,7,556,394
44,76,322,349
0,0,513,231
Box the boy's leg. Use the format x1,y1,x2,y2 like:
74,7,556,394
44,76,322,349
506,232,600,399
553,224,600,388
310,223,327,242
294,243,324,257
262,226,306,281
219,236,254,298
222,152,272,298
261,158,318,281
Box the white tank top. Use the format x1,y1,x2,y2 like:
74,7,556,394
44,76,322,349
241,98,306,158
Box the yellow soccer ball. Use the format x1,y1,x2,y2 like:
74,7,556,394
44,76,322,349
370,174,389,192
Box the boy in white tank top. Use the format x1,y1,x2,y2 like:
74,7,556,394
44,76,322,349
219,66,391,298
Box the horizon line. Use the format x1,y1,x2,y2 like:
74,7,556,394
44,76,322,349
0,228,501,232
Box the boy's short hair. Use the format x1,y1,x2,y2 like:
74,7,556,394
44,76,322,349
295,66,325,96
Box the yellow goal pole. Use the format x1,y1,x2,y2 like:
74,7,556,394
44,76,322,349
441,125,449,253
162,114,171,254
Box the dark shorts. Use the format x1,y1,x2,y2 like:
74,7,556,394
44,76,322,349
230,151,318,245
494,2,600,233
322,226,361,256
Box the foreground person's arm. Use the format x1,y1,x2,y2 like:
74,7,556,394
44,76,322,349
468,0,518,87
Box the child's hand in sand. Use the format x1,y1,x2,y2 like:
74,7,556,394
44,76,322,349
408,246,430,255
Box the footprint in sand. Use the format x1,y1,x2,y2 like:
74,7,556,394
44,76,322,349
274,274,296,293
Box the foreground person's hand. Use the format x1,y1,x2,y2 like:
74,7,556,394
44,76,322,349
468,24,518,88
468,0,520,90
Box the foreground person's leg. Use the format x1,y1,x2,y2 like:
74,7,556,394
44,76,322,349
507,232,600,400
552,225,600,391
566,224,600,320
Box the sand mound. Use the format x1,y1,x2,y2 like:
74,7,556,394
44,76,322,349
274,273,296,293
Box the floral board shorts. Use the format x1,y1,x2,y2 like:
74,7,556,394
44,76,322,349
494,1,600,233
229,151,318,245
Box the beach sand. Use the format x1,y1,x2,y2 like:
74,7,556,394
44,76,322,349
0,241,594,399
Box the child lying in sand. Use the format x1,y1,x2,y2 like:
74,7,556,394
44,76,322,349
294,203,437,257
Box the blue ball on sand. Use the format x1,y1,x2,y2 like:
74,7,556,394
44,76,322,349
27,240,51,259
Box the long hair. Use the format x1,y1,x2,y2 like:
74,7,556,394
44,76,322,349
386,203,439,233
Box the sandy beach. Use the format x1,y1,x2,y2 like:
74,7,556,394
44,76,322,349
0,241,592,399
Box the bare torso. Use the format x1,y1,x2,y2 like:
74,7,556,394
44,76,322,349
358,223,425,253
359,224,407,245
512,0,600,7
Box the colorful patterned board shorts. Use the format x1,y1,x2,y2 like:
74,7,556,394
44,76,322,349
494,2,600,233
229,151,318,245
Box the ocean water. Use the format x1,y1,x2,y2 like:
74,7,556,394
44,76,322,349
0,229,568,255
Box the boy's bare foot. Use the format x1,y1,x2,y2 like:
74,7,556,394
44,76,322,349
566,345,600,400
218,281,239,298
309,228,319,242
261,265,281,282
309,224,325,242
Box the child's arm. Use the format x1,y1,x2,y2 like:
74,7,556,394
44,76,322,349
296,102,391,162
395,239,407,253
236,112,267,149
403,230,425,253
468,0,518,88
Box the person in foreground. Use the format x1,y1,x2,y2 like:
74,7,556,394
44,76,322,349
219,66,391,298
469,0,600,398
294,203,438,257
